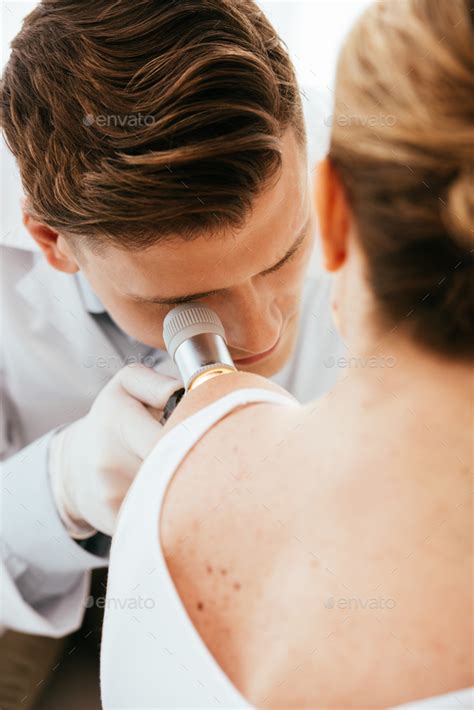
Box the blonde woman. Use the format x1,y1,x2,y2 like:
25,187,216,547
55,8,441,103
101,0,473,707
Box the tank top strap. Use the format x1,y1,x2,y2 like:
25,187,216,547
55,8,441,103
102,387,297,709
165,385,298,450
138,386,297,493
115,387,298,541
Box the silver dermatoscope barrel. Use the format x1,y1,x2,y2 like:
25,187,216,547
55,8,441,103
161,305,236,421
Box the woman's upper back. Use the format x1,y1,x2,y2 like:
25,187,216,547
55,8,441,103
160,365,473,708
102,377,472,708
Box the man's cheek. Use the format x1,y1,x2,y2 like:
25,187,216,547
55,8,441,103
139,317,167,345
280,255,309,301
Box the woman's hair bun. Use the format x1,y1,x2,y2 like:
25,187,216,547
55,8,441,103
329,0,474,359
444,166,474,250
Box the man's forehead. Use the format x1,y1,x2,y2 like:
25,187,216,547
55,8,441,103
128,214,312,305
93,130,311,297
119,203,313,305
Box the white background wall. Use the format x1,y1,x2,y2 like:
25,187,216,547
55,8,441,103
260,0,372,86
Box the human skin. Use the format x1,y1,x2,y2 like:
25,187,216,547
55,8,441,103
158,160,474,708
23,129,315,378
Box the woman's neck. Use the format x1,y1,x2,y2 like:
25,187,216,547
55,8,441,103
341,330,472,397
305,328,473,466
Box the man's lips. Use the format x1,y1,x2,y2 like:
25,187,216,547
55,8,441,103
232,337,280,366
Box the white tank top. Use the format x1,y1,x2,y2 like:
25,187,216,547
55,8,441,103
100,388,473,709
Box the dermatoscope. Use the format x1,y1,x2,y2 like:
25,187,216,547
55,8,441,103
160,303,236,422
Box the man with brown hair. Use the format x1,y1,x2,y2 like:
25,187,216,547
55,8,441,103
0,0,344,705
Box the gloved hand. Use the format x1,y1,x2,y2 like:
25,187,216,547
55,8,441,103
49,364,181,537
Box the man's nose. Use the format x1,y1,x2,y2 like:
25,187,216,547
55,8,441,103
221,283,282,356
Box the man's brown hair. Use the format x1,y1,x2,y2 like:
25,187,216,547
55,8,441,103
1,0,305,250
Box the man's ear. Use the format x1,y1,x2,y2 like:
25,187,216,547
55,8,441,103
315,157,350,272
22,211,79,273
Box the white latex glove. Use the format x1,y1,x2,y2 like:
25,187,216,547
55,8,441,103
49,364,181,537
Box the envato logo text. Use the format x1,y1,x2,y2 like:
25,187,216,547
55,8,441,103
83,113,156,128
324,355,397,369
324,113,397,128
324,596,396,610
83,353,159,369
84,594,155,610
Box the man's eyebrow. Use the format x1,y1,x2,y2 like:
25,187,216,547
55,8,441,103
260,217,310,276
129,217,312,306
138,287,223,306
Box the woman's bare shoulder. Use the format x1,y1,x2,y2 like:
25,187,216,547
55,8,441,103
159,372,306,693
160,371,304,551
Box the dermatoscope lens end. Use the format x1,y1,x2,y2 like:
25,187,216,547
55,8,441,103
163,303,227,361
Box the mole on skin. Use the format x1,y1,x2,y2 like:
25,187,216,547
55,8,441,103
198,566,242,610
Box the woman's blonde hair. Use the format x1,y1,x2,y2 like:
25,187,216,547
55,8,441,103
330,0,473,358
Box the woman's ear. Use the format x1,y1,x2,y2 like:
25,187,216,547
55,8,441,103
22,211,79,273
315,157,350,272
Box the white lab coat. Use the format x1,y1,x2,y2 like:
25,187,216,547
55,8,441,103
0,90,346,638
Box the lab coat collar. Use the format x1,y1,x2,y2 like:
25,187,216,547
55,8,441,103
15,256,121,370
